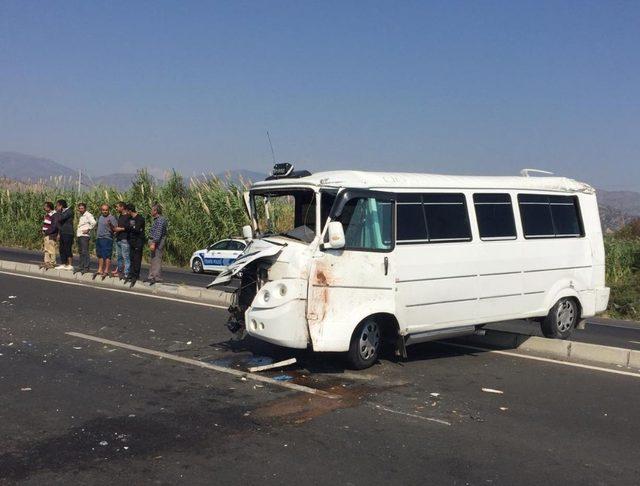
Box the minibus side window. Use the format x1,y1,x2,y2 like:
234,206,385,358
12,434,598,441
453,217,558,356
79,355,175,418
338,197,393,251
397,193,428,242
473,193,517,240
423,193,472,242
518,194,584,238
549,195,584,237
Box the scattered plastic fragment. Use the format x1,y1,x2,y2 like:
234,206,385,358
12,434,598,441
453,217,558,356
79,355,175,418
482,387,504,394
186,341,192,345
430,392,440,397
8,296,17,299
499,407,508,411
73,346,82,350
21,387,32,391
249,357,296,373
123,446,129,450
99,440,108,446
273,374,293,382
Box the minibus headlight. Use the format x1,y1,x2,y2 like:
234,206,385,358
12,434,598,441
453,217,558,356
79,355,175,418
263,290,271,302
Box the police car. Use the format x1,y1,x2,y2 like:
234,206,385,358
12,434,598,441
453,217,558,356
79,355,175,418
190,238,247,273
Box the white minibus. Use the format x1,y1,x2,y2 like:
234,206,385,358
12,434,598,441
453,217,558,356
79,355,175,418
212,165,610,369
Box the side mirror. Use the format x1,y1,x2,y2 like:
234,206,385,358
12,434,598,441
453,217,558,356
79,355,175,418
242,225,253,241
325,221,345,249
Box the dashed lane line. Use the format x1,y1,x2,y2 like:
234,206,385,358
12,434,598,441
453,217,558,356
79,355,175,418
65,331,338,399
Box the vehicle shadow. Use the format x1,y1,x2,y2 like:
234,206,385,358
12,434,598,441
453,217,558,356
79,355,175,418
206,334,507,376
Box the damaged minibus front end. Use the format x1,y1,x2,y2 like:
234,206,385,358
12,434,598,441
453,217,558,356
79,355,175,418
209,180,336,349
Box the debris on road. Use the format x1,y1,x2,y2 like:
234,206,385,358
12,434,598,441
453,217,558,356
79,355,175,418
273,374,294,382
481,387,504,394
430,392,440,397
20,387,32,391
99,440,108,446
166,341,192,352
499,407,509,411
248,357,297,373
8,295,17,299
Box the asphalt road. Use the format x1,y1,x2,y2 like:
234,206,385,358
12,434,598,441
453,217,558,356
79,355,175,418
0,246,225,289
2,272,640,485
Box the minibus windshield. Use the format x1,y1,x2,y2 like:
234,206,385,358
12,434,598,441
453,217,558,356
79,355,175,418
251,188,336,243
252,189,315,243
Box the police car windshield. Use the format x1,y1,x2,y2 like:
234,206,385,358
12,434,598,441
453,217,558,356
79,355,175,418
252,189,332,244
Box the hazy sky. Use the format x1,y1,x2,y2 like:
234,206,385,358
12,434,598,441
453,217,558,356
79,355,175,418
1,1,639,189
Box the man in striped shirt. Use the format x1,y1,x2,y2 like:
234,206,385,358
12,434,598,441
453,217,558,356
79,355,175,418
147,203,168,285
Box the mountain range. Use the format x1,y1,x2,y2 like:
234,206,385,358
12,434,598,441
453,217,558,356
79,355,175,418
1,151,638,231
0,151,265,190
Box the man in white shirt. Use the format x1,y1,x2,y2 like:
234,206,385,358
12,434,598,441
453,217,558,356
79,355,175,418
75,202,96,274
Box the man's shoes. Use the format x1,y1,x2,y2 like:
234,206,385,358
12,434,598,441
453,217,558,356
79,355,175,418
54,264,66,270
129,278,137,288
64,264,73,271
148,278,156,286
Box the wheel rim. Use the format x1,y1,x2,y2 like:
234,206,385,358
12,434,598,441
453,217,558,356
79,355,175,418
358,321,380,361
556,300,576,332
193,260,203,273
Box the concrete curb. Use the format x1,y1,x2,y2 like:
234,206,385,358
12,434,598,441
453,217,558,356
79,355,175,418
459,330,640,370
0,259,232,308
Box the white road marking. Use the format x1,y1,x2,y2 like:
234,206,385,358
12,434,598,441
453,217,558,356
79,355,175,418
371,404,451,426
65,331,337,399
0,270,227,309
441,341,640,378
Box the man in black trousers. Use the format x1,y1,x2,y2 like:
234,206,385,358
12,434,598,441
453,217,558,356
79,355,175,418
125,203,145,288
55,199,74,270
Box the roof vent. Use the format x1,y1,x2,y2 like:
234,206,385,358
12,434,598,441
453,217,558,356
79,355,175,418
520,168,554,177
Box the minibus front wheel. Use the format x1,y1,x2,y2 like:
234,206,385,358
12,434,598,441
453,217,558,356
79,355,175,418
347,319,381,370
541,297,579,339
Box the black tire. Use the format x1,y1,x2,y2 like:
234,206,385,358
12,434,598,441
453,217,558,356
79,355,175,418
347,319,381,370
191,258,204,274
541,297,578,339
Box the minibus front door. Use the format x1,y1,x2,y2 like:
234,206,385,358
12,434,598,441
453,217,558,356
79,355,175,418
307,190,396,352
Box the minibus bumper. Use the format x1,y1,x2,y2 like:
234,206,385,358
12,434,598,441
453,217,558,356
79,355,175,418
245,300,310,349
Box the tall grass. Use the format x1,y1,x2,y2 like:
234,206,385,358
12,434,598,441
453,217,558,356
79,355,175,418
604,235,640,320
0,170,252,266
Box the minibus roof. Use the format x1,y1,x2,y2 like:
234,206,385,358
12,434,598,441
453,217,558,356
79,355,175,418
251,170,595,194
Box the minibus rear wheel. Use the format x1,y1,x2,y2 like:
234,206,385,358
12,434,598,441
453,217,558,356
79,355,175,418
347,319,381,370
541,297,578,339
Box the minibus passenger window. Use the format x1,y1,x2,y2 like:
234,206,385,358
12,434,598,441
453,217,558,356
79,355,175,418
473,193,517,240
397,193,428,242
339,197,393,251
549,195,583,237
423,193,472,242
518,194,583,238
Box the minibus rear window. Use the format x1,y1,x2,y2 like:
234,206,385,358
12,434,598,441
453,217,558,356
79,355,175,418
473,193,517,240
518,194,584,238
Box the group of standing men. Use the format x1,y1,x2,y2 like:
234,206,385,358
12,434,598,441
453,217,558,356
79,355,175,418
41,200,168,288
